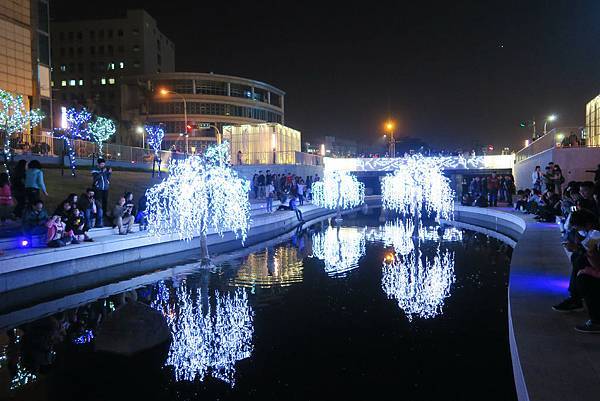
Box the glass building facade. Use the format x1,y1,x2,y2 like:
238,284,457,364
223,123,300,165
586,95,600,147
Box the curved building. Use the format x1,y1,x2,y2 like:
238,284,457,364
121,72,285,152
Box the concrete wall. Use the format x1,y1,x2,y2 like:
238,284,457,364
513,147,600,190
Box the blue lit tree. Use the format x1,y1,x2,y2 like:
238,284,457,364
145,123,165,177
89,116,116,156
53,107,92,176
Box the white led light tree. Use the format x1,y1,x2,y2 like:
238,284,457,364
381,154,454,222
152,282,254,386
382,248,455,321
312,169,365,220
89,116,116,156
146,141,251,265
0,89,44,169
311,225,366,277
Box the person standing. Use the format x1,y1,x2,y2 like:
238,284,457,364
487,172,499,207
265,179,275,213
532,166,542,192
11,159,26,218
257,171,266,199
0,173,13,224
553,164,565,195
297,179,306,206
24,160,48,206
92,158,112,215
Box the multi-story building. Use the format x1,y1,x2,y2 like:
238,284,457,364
586,94,600,146
50,9,175,142
0,0,52,140
120,72,286,152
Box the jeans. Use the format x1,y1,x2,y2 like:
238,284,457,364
298,194,304,206
85,207,103,228
577,273,600,322
488,190,498,207
266,196,273,212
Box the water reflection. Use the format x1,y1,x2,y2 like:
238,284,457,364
382,249,455,321
367,219,415,256
230,245,304,289
152,282,253,386
311,225,367,277
419,225,464,242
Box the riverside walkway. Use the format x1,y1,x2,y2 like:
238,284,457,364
507,208,600,401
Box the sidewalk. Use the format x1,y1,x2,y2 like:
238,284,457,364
508,210,600,401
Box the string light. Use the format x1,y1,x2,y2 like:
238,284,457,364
311,225,367,277
52,108,92,176
88,116,116,155
382,248,455,321
312,169,365,216
0,89,44,168
152,281,254,386
145,124,165,155
381,154,454,221
146,141,251,247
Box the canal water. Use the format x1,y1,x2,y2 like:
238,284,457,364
0,210,516,401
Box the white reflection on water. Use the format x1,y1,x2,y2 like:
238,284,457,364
311,225,367,277
382,249,455,321
367,219,415,256
231,246,304,289
152,282,253,386
418,225,463,242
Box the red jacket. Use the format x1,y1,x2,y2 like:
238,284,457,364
487,177,499,191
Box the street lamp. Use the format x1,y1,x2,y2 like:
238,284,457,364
159,88,188,154
384,120,395,157
543,114,557,136
136,125,144,148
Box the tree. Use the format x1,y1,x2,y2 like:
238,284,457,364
0,89,44,170
53,107,92,176
381,155,454,222
145,124,165,177
88,116,116,156
146,141,251,265
311,169,365,220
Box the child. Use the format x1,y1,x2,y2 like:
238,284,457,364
0,172,13,224
46,215,70,247
67,208,93,242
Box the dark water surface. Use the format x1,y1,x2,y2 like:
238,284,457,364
0,210,516,401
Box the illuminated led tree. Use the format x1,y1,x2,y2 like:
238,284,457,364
382,248,455,321
0,89,44,169
145,124,165,177
311,225,366,277
381,154,454,222
53,107,92,176
89,116,116,155
312,169,365,220
152,281,254,386
146,141,251,264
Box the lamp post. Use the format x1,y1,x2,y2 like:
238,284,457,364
543,114,557,136
136,125,145,148
160,89,188,154
385,120,395,157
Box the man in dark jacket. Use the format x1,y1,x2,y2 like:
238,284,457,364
487,172,500,207
92,158,112,214
78,188,103,228
22,200,49,236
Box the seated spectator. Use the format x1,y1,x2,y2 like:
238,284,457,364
113,196,134,235
22,200,49,236
78,188,103,229
67,208,93,242
65,193,78,208
53,200,73,226
46,214,76,247
0,172,13,225
553,209,600,312
575,238,600,333
136,195,148,231
124,192,136,216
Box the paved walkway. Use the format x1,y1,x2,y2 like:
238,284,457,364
508,210,600,401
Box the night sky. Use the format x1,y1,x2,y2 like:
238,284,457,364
51,0,600,151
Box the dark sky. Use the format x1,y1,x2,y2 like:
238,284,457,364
51,0,600,151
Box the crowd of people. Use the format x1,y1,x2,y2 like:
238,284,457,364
512,162,600,333
462,172,515,207
251,170,321,221
0,158,148,251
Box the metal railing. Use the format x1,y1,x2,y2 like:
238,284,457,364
515,130,586,163
232,150,323,166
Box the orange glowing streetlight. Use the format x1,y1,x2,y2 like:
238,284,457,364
159,88,189,153
383,119,396,157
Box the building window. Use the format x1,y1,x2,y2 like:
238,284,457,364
132,28,139,35
108,45,114,56
61,80,67,87
119,61,125,69
108,78,116,85
117,29,124,37
133,45,140,52
133,62,140,68
68,47,74,57
90,30,95,39
60,48,65,57
99,46,104,55
99,30,104,39
78,79,84,86
60,65,67,72
78,63,83,72
68,31,74,40
101,78,107,85
69,79,76,86
118,45,124,53
77,47,83,55
38,1,49,33
77,31,82,40
59,32,65,40
108,63,115,70
108,29,113,38
157,54,161,65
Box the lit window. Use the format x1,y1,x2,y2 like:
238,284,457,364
69,79,76,86
78,79,84,86
101,78,106,85
108,78,115,85
119,62,124,69
51,81,54,87
108,63,115,70
60,65,66,72
61,80,67,87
